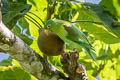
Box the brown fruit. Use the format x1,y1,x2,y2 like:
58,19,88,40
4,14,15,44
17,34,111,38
37,29,65,56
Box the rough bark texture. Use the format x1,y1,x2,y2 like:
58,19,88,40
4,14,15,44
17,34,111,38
0,2,67,80
0,1,88,80
61,50,88,80
0,21,68,80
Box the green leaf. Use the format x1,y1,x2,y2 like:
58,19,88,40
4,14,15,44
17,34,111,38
0,60,38,80
100,60,116,80
84,3,120,41
0,56,12,66
56,1,73,21
88,74,96,80
116,60,120,79
100,0,120,21
2,0,32,29
55,2,120,43
73,3,120,43
48,56,62,67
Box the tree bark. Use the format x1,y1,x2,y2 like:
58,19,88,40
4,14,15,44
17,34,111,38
0,1,67,80
0,1,88,80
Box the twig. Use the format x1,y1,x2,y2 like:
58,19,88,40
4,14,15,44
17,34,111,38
71,20,103,25
24,16,41,29
28,12,45,25
47,0,57,19
92,63,105,77
25,14,42,28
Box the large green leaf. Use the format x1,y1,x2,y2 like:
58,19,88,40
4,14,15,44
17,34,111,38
83,3,120,42
100,0,120,21
71,3,120,43
0,60,37,80
2,0,31,29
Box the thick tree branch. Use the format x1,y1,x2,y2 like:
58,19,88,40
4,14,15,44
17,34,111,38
0,1,89,80
0,21,68,80
0,2,67,80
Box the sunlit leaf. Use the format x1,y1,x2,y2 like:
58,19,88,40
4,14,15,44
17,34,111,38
84,3,120,41
100,60,116,80
100,0,120,21
74,3,120,43
0,60,37,80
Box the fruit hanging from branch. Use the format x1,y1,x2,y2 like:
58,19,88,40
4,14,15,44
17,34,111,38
37,28,65,56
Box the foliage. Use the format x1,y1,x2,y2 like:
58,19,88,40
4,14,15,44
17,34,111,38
0,59,37,80
0,0,120,80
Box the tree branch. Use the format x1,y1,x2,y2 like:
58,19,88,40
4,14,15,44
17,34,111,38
0,2,67,80
0,21,68,80
61,50,88,80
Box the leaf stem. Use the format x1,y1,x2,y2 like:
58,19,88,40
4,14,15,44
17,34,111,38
25,14,42,28
28,12,44,25
24,16,41,29
71,20,103,25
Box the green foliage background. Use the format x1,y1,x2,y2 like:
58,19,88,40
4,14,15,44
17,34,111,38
0,0,120,80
